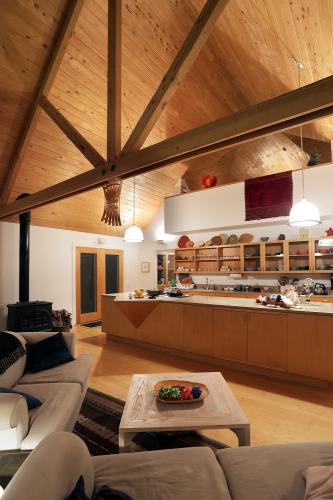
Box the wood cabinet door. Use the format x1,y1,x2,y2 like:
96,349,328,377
287,315,333,381
137,303,184,350
248,312,288,370
212,308,248,361
183,305,213,356
101,296,137,339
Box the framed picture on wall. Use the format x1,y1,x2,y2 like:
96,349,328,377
141,261,150,273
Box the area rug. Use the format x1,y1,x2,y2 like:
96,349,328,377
80,321,102,328
74,388,227,455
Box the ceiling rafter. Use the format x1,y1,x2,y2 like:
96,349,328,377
40,96,106,167
121,0,229,155
0,0,85,205
107,0,122,161
2,74,333,219
0,0,228,222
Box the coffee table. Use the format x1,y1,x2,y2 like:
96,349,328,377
119,372,250,452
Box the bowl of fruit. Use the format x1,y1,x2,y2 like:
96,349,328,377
155,379,209,404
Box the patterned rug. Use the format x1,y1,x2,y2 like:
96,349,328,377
74,387,227,455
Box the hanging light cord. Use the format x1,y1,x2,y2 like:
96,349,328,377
298,62,305,199
133,176,136,225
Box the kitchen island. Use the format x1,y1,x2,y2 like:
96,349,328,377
101,293,333,385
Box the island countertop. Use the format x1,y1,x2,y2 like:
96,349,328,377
102,292,333,383
102,292,333,316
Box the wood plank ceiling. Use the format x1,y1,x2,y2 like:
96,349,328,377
1,0,333,235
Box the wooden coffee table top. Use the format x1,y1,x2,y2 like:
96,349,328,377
119,372,249,433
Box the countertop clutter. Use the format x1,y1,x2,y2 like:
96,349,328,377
103,293,333,315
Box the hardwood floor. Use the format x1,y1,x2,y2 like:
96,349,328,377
74,325,333,447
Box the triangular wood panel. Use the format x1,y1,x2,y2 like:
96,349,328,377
115,301,159,329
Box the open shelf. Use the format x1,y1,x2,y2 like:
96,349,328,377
173,237,333,275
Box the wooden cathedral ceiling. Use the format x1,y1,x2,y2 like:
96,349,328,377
1,0,333,235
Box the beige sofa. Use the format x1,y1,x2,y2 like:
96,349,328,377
0,331,92,451
2,431,333,500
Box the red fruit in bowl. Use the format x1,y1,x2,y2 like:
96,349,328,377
181,387,192,400
201,175,217,188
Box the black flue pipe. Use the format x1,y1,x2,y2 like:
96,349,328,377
17,193,31,303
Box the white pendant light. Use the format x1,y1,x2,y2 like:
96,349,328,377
124,176,144,242
289,198,321,227
289,62,320,227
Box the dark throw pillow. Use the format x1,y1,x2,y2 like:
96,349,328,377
94,486,133,500
0,386,42,410
26,332,74,373
66,476,89,500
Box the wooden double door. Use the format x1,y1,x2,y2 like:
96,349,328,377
76,247,123,324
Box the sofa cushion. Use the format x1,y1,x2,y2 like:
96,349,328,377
217,441,333,500
0,332,26,388
303,466,333,500
20,332,75,357
14,382,81,450
0,386,42,410
19,353,92,391
1,432,94,500
26,332,74,373
93,446,232,500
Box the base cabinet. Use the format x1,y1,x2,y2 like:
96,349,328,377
213,309,247,361
103,296,333,383
288,315,333,381
183,305,213,356
138,303,184,350
248,312,288,370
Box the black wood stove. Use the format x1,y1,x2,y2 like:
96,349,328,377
6,195,52,332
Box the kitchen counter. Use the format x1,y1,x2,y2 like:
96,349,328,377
102,293,333,384
103,292,333,316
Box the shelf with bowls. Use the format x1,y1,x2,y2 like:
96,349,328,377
174,237,333,275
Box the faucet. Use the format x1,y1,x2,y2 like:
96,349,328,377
205,277,209,290
208,280,216,291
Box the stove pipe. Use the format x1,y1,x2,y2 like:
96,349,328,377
17,193,31,303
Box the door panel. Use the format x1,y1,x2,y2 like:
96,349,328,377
105,254,119,293
76,247,123,324
81,252,98,314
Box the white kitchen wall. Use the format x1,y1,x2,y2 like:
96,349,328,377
165,164,333,234
0,221,140,326
138,204,333,291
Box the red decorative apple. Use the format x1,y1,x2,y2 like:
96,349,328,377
201,175,217,188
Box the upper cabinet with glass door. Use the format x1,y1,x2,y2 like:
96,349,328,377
242,243,262,273
312,238,333,273
262,240,286,273
286,239,311,273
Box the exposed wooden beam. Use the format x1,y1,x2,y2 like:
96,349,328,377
2,75,333,219
107,0,122,160
0,0,85,205
40,96,106,167
121,0,229,155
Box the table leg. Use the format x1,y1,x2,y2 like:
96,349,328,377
232,425,250,446
118,431,136,453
